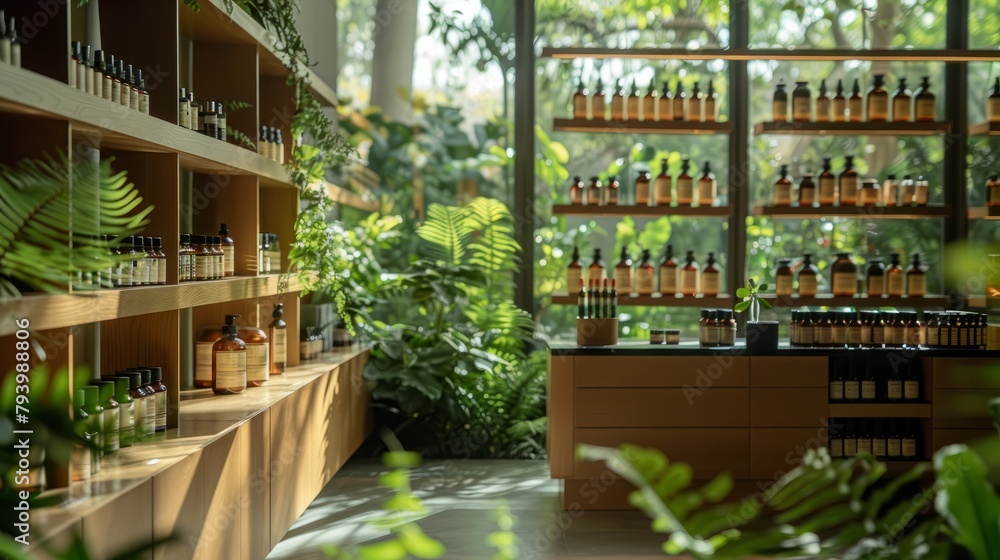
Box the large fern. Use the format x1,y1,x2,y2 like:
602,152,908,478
0,152,152,297
465,197,520,304
416,203,472,265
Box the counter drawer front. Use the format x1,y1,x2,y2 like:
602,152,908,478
750,357,828,387
932,358,1000,389
933,429,998,451
933,388,1000,429
750,428,827,480
575,356,749,387
574,428,749,479
750,388,829,427
575,388,749,428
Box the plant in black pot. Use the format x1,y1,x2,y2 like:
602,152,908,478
734,278,778,354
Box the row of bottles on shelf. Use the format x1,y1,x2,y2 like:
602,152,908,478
259,126,286,163
0,11,20,68
828,419,921,460
790,309,988,349
828,355,921,401
568,159,719,207
194,305,287,394
69,41,149,115
773,159,930,207
775,252,927,298
773,76,936,123
176,87,228,141
572,78,720,122
698,309,737,347
72,234,167,290
177,227,235,282
71,367,167,484
575,278,619,319
569,246,724,297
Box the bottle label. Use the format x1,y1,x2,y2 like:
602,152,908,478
702,272,719,295
654,177,672,203
867,276,884,296
592,96,605,120
120,85,130,107
819,177,836,203
643,98,656,121
799,326,814,345
224,245,235,275
587,266,605,283
158,258,167,284
134,257,148,285
792,98,810,120
907,327,922,347
772,100,787,121
130,89,139,111
873,438,886,457
774,184,791,205
704,325,720,344
214,350,247,389
148,259,158,286
721,326,735,346
844,439,858,457
799,186,816,205
861,380,876,400
151,391,165,431
926,326,939,347
180,103,190,128
908,275,926,296
869,96,888,119
829,380,844,400
614,268,632,293
247,343,270,382
847,326,862,345
112,261,127,287
686,99,700,121
673,98,685,120
887,380,903,400
636,269,654,295
887,439,901,457
72,445,91,481
635,183,650,204
844,380,860,400
829,438,843,457
272,328,287,364
573,96,587,119
102,77,113,101
131,398,151,438
902,438,916,458
139,94,149,115
680,270,698,295
676,178,693,203
659,268,677,295
657,98,671,121
815,98,829,121
916,99,935,120
832,99,846,121
832,272,857,295
196,254,211,280
697,180,716,205
799,275,817,296
196,341,215,383
776,275,793,296
105,408,120,451
833,326,847,345
857,438,872,454
850,99,864,120
893,98,911,121
904,380,920,400
567,269,582,293
873,326,886,345
887,274,904,295
120,400,135,446
989,98,1000,122
610,97,623,119
839,177,858,203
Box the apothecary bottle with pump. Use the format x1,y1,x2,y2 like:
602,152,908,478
867,74,889,121
774,165,792,206
659,245,678,296
772,81,788,122
907,254,926,296
676,158,694,205
680,251,700,296
219,223,235,277
798,253,819,296
213,315,247,395
838,156,859,206
702,252,721,296
269,303,287,375
891,78,912,122
635,249,655,295
239,324,270,387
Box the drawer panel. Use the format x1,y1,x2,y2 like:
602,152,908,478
933,388,1000,429
575,388,749,428
575,356,749,388
574,427,749,479
750,357,828,387
932,358,1000,389
751,388,829,427
750,428,827,480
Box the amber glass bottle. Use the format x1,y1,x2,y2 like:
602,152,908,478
588,248,606,283
989,77,1000,123
212,314,247,395
886,253,905,296
673,80,686,121
627,81,640,121
775,259,794,296
567,246,582,294
610,80,624,120
867,74,888,121
987,176,1000,207
774,164,793,206
635,249,655,295
815,79,830,122
704,81,718,122
838,156,859,206
830,253,858,296
866,258,886,297
569,175,584,204
848,79,863,122
914,77,935,122
635,171,651,206
798,174,817,207
680,251,700,296
831,79,847,122
891,78,912,122
687,82,703,122
697,161,716,206
657,81,673,121
643,83,656,121
659,245,678,296
587,176,602,206
606,176,620,206
573,78,588,119
269,303,287,375
613,247,633,295
818,158,837,205
792,81,811,122
239,325,269,387
702,252,721,296
653,159,672,205
195,325,222,388
592,79,606,120
676,158,694,205
772,81,788,122
798,253,819,296
907,253,926,297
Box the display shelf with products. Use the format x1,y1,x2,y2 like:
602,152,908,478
553,204,731,217
753,121,952,136
553,117,730,134
551,293,734,307
828,404,933,418
968,122,1000,136
761,294,951,308
753,205,950,219
540,47,1000,63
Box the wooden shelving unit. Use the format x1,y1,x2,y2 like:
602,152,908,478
968,206,1000,220
829,403,933,418
762,294,951,308
553,204,730,217
753,121,952,136
754,205,950,219
969,122,1000,136
541,47,1000,62
551,293,733,307
553,117,731,135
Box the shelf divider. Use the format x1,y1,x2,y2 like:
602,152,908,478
969,122,1000,136
553,118,731,135
754,121,952,136
753,205,949,219
828,403,933,418
553,204,730,217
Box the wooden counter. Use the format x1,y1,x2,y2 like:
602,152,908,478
548,341,1000,510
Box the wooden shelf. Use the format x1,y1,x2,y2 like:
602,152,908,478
553,204,730,217
968,206,1000,220
541,47,1000,62
551,293,733,307
553,118,731,135
762,294,951,308
0,275,305,337
754,121,952,136
753,205,949,219
829,403,933,418
969,122,1000,136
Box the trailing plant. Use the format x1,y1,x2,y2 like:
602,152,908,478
0,152,152,297
733,277,771,323
219,99,257,151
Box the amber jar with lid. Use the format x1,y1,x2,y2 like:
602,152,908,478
772,81,788,122
830,253,858,296
866,258,886,297
859,178,880,206
798,253,819,296
775,259,794,296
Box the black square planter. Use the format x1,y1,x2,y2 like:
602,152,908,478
745,321,780,355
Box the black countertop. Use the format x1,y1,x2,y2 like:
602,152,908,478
548,340,1000,358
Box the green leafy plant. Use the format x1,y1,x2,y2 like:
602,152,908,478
733,277,771,323
219,100,257,151
0,152,152,297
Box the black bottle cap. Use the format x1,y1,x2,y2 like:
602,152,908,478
127,367,152,385
81,44,91,65
219,223,229,236
115,372,142,390
138,366,163,383
71,40,81,60
136,69,145,91
153,237,162,249
125,63,134,83
93,49,105,67
144,236,154,249
134,235,144,248
105,54,116,75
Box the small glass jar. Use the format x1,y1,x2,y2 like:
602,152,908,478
859,178,880,206
649,329,666,345
665,329,681,345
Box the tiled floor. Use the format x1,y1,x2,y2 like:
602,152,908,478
267,459,667,559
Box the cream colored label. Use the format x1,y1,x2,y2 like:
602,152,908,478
902,439,916,457
720,326,735,346
891,326,906,345
130,89,139,110
868,276,884,296
857,438,872,454
860,188,879,205
133,397,153,437
844,439,857,456
687,98,701,121
832,99,846,121
887,439,901,457
214,350,247,388
154,391,166,430
873,326,886,345
861,380,876,399
120,84,130,107
643,97,655,122
148,259,158,286
636,269,654,295
224,245,235,275
989,98,1000,122
698,179,716,205
121,401,135,430
157,258,166,284
78,65,89,94
703,325,720,344
591,96,605,120
703,99,715,121
102,77,113,101
772,100,787,121
776,275,793,296
702,272,719,295
916,99,935,120
887,379,902,399
839,177,858,203
105,408,119,449
247,343,270,382
844,380,859,400
908,275,926,296
792,98,810,120
217,254,224,278
272,328,287,364
799,275,817,296
819,177,836,203
848,99,863,121
833,326,847,344
676,178,693,203
774,184,791,205
635,183,650,204
893,98,911,121
873,438,886,457
567,268,582,293
573,96,587,119
614,268,632,293
657,98,671,121
195,255,210,279
673,98,685,120
832,272,856,295
799,186,816,205
904,380,920,400
196,341,215,383
815,98,829,121
829,381,843,400
799,326,814,345
869,96,888,118
830,439,843,457
139,94,149,115
680,270,698,294
654,177,672,203
134,257,149,285
180,103,190,128
587,266,605,283
659,268,677,295
817,327,834,345
887,274,904,295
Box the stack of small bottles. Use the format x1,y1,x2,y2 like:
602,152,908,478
176,88,229,142
698,309,737,347
924,311,990,348
569,245,724,297
70,234,168,289
259,126,285,163
258,232,281,273
828,355,922,402
193,306,288,393
0,10,21,68
69,41,150,115
572,78,721,123
774,252,928,298
71,368,168,483
178,224,235,281
828,418,921,460
788,309,988,349
576,278,618,319
301,326,325,360
772,160,931,207
772,75,936,123
568,158,720,207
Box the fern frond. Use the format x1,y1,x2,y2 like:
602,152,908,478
416,203,471,265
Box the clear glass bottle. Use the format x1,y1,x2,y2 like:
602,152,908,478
71,389,93,481
239,325,270,387
134,367,167,434
219,223,235,278
152,237,167,285
657,81,673,122
659,245,679,296
117,371,153,441
702,252,721,296
815,79,830,122
866,74,888,122
798,253,818,297
680,251,700,296
133,235,150,286
93,380,120,453
798,173,817,207
635,249,655,295
269,303,287,375
697,161,716,206
213,314,247,395
82,385,104,458
112,377,135,448
774,164,793,206
831,253,858,296
775,259,794,296
891,77,911,122
866,258,886,297
569,175,584,205
676,158,694,205
792,81,811,122
653,159,672,205
838,156,859,206
818,158,837,205
613,247,633,295
635,171,651,206
772,80,788,122
907,253,926,297
832,79,847,122
914,76,936,122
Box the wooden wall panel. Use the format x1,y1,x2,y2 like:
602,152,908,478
190,174,259,277
258,186,298,274
192,42,258,148
258,77,295,164
574,356,749,387
750,428,827,480
574,428,749,479
575,388,749,428
750,357,828,387
933,429,998,451
245,411,271,560
933,388,1000,429
269,381,319,548
202,429,243,560
548,353,574,478
153,450,205,560
932,358,1000,389
750,388,828,427
82,480,153,559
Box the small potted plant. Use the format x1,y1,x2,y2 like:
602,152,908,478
735,278,779,354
